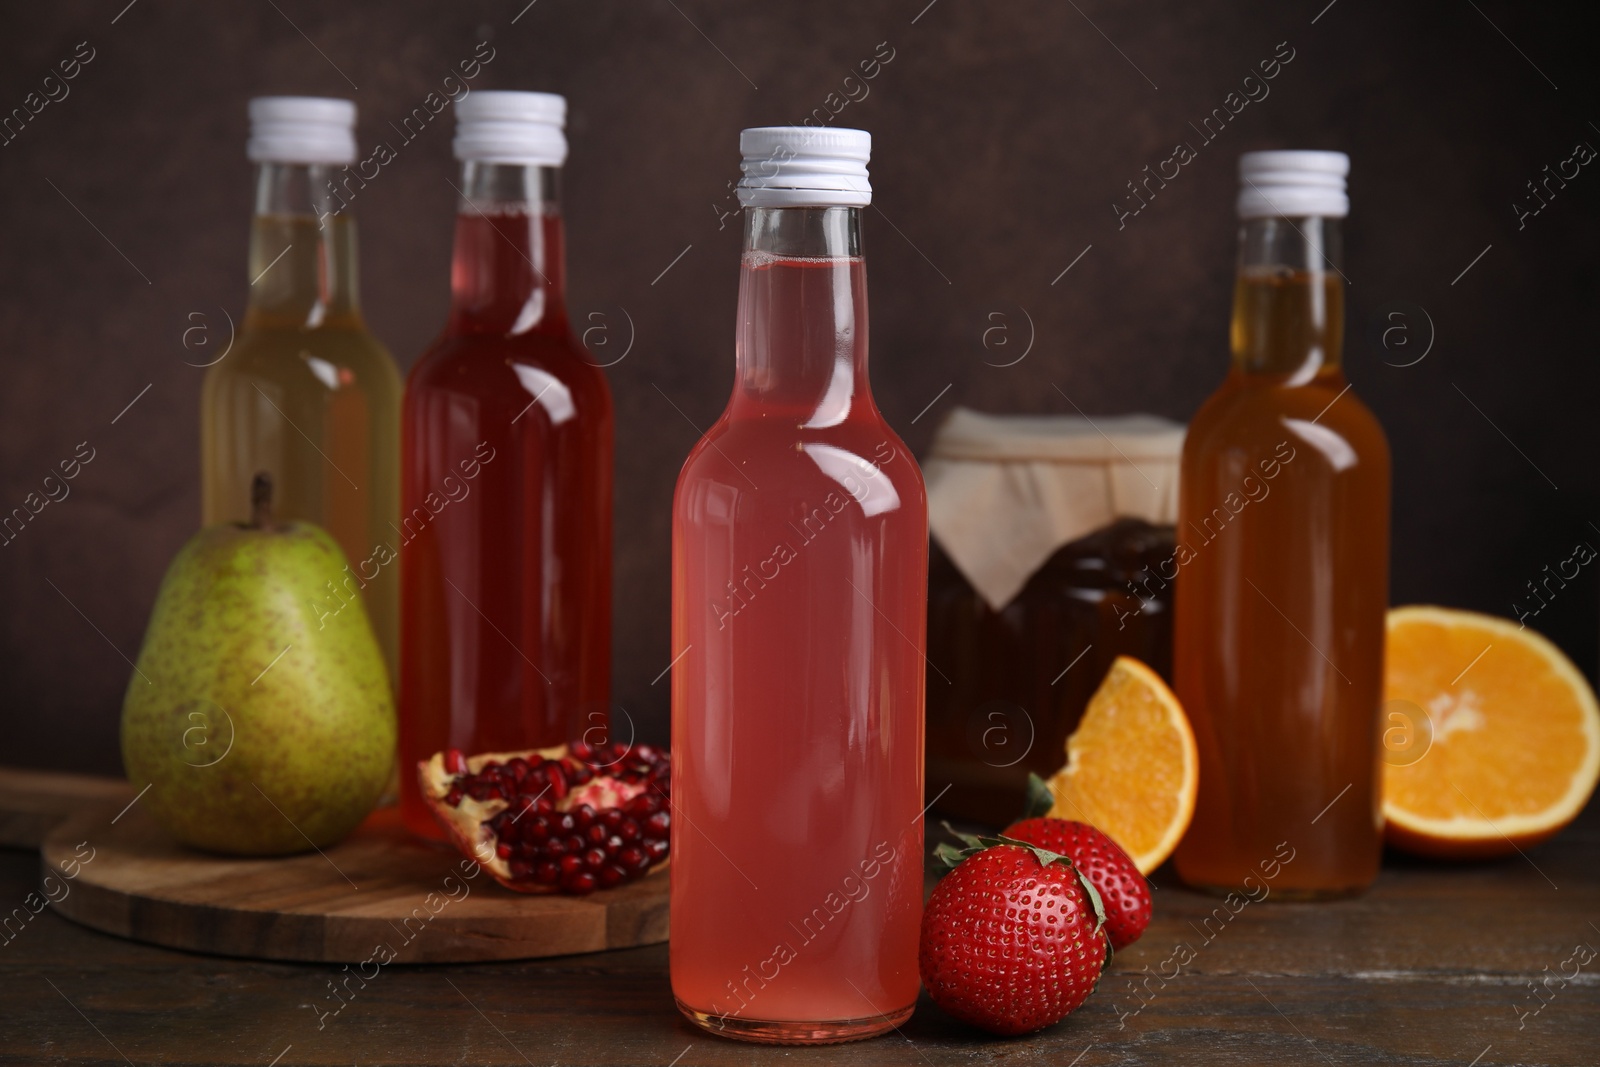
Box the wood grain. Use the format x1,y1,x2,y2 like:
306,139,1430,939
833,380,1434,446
31,792,667,964
3,774,1597,1064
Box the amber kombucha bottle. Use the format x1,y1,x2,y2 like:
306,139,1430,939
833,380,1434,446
1173,152,1390,898
202,98,401,678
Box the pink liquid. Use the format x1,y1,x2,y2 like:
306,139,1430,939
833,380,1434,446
671,248,928,1042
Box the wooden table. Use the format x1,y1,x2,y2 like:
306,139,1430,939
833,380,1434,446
2,793,1596,1065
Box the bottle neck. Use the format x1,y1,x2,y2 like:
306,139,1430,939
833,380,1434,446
1229,215,1345,381
732,206,870,424
244,162,363,329
447,162,569,336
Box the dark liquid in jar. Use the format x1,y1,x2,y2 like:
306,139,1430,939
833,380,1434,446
925,517,1176,825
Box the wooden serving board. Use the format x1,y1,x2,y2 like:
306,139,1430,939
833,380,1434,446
4,768,669,963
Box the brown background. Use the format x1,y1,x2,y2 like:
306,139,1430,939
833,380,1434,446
1,1,1593,775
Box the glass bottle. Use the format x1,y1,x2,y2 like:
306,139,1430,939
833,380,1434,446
1173,152,1391,897
670,128,927,1044
398,92,613,839
202,97,401,677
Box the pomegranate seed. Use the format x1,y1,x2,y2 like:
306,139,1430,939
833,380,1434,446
435,744,672,894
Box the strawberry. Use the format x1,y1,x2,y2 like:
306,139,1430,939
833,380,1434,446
1003,816,1151,950
919,828,1108,1036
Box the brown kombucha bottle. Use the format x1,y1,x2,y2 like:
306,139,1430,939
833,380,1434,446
1172,152,1391,898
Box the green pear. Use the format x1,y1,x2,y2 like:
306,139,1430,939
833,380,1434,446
121,473,395,855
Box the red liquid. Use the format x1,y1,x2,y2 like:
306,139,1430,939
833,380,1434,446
671,250,928,1041
398,208,613,839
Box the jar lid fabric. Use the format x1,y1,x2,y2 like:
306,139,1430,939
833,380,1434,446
924,407,1184,611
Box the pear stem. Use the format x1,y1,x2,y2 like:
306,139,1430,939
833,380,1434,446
250,472,274,530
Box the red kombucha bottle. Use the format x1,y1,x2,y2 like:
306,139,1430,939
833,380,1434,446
398,92,613,838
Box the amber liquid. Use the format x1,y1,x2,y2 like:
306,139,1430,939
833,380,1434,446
1173,263,1390,897
201,214,401,677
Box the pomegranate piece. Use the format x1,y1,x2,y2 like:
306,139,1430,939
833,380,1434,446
417,742,672,895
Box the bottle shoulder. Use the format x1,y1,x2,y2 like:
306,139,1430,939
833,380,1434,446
675,413,926,514
404,332,614,440
408,330,608,392
204,324,401,395
1184,369,1389,477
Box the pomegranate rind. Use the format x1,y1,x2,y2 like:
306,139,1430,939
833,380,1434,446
416,745,670,894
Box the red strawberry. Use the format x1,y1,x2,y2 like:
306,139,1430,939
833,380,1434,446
919,830,1108,1036
1003,816,1151,950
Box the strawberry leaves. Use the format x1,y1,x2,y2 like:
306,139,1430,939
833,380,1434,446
1023,771,1056,819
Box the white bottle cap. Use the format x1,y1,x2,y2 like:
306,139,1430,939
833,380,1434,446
737,127,871,208
1237,150,1349,219
247,97,357,165
454,91,568,166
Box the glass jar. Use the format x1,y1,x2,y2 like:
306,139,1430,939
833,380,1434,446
927,518,1176,825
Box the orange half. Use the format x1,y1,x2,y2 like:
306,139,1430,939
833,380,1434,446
1383,606,1600,859
1045,655,1198,874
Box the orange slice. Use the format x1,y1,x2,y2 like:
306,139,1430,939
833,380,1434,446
1044,655,1198,874
1383,606,1600,859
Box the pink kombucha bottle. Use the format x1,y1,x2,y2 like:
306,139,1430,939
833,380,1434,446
669,128,928,1044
